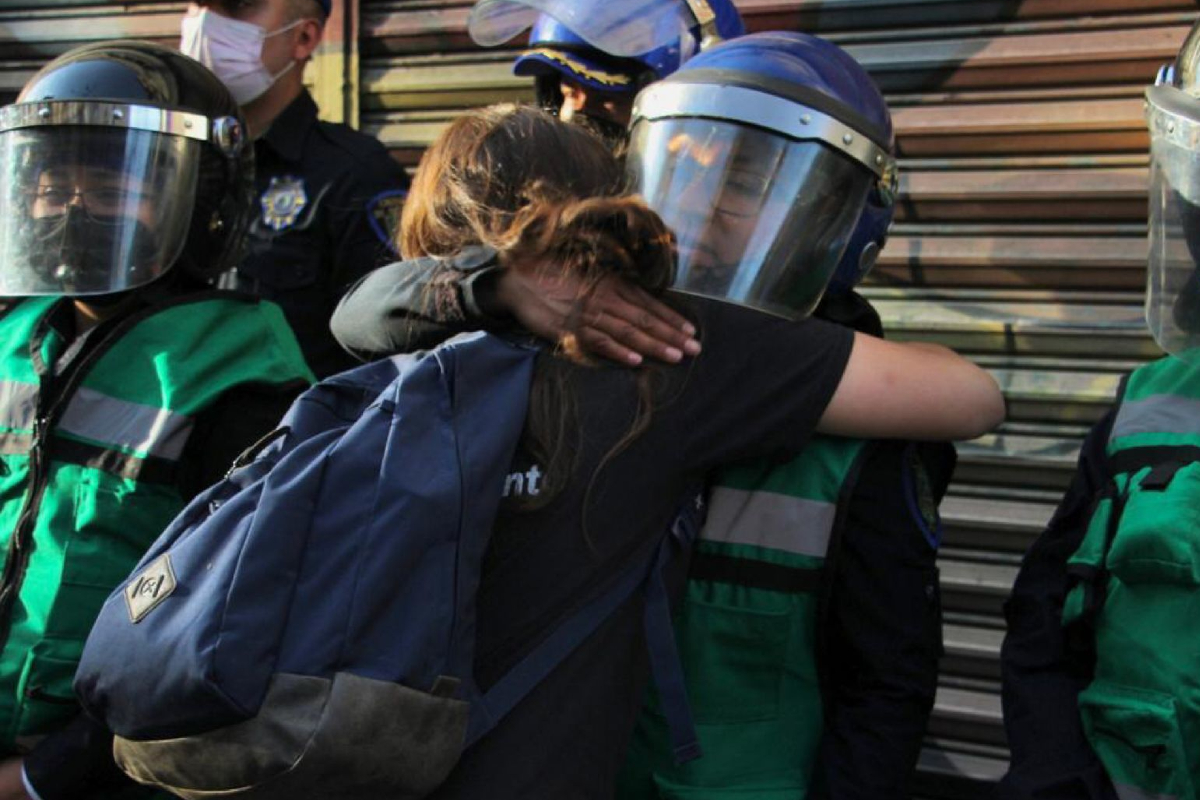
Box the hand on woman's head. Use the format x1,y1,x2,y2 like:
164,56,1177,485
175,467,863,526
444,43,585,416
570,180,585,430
494,263,699,365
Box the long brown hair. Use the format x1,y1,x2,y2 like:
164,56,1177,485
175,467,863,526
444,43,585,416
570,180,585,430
399,104,677,512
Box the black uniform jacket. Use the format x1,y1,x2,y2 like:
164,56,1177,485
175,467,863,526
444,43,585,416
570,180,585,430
999,411,1120,800
239,90,409,378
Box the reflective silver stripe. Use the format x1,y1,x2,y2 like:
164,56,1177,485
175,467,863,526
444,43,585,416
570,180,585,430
1113,781,1177,800
701,486,835,559
58,387,193,461
1111,394,1200,440
0,381,37,431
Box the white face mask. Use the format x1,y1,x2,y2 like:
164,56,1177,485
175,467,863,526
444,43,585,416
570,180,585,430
180,8,306,106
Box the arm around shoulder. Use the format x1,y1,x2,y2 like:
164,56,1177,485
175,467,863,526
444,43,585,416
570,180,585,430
818,334,1004,441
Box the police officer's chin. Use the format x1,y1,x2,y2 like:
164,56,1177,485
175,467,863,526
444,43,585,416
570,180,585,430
72,288,140,330
566,111,630,157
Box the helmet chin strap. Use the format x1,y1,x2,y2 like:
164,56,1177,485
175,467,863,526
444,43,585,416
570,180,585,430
680,0,721,49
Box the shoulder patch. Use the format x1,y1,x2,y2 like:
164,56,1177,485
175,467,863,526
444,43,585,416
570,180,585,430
366,189,408,254
904,444,943,549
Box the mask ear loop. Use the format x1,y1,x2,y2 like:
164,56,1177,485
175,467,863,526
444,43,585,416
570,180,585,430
263,16,312,40
259,18,314,85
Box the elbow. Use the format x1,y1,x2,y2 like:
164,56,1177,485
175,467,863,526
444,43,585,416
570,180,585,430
957,371,1005,440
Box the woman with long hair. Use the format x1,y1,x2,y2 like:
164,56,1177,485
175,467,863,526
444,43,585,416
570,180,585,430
333,104,1002,798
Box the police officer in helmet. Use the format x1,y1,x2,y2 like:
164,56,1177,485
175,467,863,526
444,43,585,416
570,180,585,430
0,41,312,799
1000,19,1200,800
475,0,743,151
616,31,950,799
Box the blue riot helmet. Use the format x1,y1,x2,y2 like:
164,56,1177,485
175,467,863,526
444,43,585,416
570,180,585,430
626,31,895,318
826,155,898,296
510,6,742,150
515,15,653,113
1146,17,1200,362
472,0,743,62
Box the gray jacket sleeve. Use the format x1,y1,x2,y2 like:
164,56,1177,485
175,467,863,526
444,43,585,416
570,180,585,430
330,247,510,361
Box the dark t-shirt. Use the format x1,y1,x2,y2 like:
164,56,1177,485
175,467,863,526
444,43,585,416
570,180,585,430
431,298,853,799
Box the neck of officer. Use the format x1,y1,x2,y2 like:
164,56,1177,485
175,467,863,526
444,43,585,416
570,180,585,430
243,65,306,140
73,297,134,335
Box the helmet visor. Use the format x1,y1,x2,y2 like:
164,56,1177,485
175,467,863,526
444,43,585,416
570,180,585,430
0,126,199,296
1147,88,1200,362
627,117,871,318
469,0,697,57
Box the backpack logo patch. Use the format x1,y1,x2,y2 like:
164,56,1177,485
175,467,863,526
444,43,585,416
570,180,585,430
125,554,177,624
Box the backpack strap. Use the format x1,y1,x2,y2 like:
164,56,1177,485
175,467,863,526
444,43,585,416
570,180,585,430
474,487,705,761
1064,479,1127,636
1065,441,1200,637
642,488,706,765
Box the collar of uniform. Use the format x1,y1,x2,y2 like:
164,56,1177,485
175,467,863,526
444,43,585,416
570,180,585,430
260,89,319,163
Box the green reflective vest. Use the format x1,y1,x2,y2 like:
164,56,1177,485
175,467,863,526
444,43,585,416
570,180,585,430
620,435,868,799
1063,355,1200,800
0,294,313,752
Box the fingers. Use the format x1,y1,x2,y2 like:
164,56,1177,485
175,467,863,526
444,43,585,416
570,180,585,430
614,281,697,340
506,266,703,366
575,326,646,366
577,278,701,364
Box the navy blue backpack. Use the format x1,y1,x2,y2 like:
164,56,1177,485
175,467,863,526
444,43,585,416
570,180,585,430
75,332,701,800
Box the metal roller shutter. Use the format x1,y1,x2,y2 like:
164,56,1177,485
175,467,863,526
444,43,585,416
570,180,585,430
0,2,185,105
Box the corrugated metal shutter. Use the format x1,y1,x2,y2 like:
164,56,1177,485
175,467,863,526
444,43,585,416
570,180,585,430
362,3,1196,796
0,2,185,105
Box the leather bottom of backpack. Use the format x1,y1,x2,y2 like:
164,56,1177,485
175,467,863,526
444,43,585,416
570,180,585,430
113,671,469,799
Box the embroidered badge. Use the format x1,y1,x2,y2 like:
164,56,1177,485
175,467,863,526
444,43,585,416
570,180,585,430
366,188,408,254
124,553,177,623
261,175,308,231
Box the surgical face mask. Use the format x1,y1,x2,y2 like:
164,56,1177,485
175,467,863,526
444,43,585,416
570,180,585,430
180,8,305,105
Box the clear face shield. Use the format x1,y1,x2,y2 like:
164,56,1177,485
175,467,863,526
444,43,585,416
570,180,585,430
627,114,876,318
469,0,711,57
1146,85,1200,362
0,102,221,297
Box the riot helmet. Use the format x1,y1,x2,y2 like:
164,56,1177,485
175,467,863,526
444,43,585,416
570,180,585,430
474,0,744,73
508,3,742,149
514,15,656,147
515,15,653,113
627,31,895,318
1146,18,1200,361
0,40,251,297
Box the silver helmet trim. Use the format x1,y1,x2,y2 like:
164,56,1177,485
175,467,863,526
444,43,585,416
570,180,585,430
1146,85,1200,152
632,81,894,179
0,101,245,155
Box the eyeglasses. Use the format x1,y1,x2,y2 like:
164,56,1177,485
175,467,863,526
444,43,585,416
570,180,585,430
27,185,158,215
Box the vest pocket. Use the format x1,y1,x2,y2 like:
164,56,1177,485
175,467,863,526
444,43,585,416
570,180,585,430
671,597,793,724
1108,462,1200,586
68,473,177,589
14,648,82,741
1078,681,1196,800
